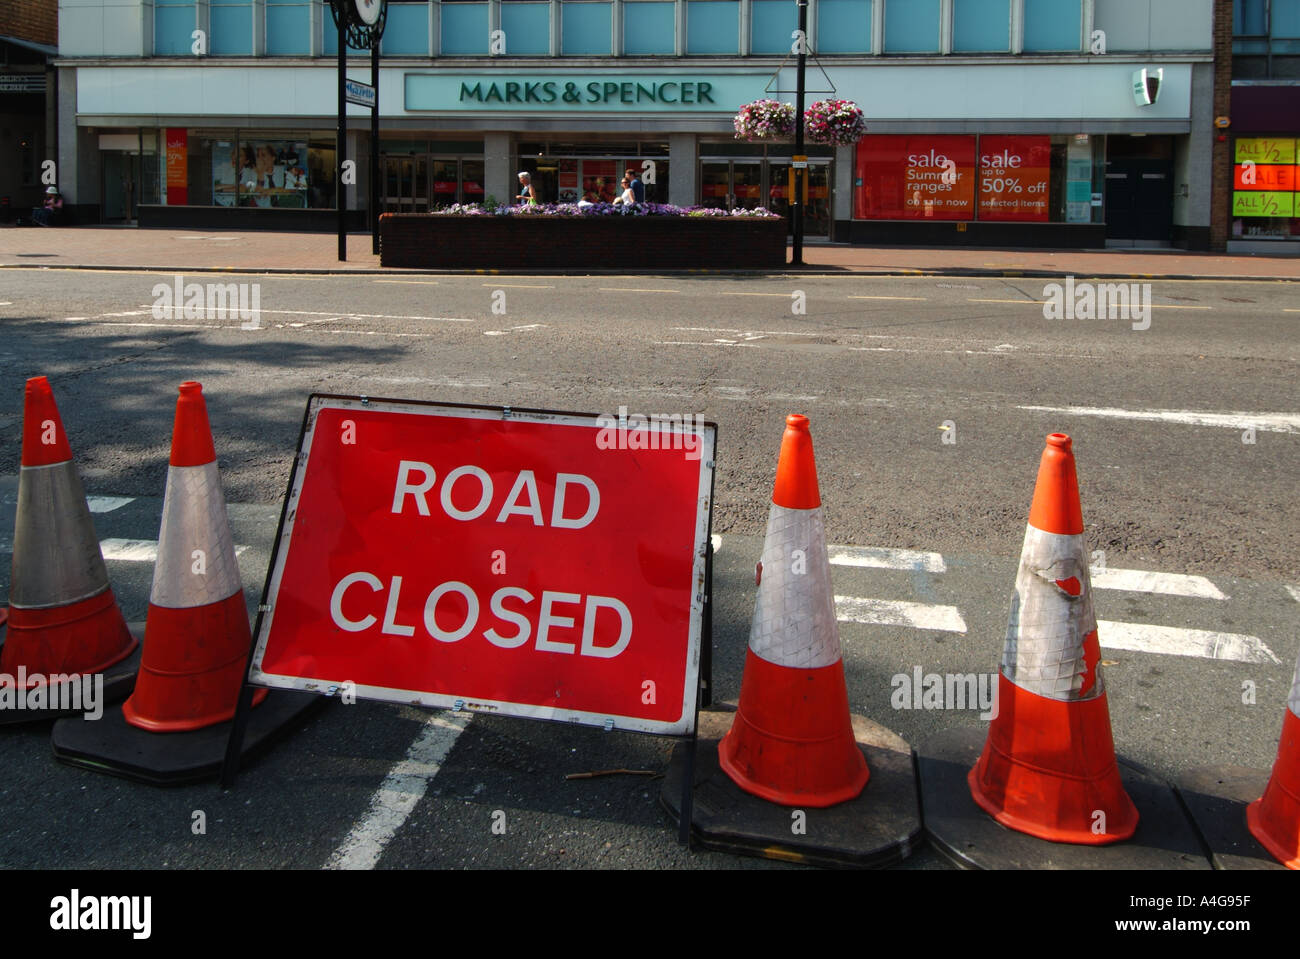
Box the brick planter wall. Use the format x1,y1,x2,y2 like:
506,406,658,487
379,213,788,269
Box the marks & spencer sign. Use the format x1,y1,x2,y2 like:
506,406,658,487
405,73,765,112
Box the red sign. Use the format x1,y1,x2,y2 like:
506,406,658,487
855,135,976,220
165,128,188,206
978,135,1051,221
251,397,715,735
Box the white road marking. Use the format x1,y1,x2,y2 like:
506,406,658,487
1285,584,1300,604
1018,405,1300,434
598,287,682,294
710,534,722,554
848,295,928,301
482,283,554,289
0,301,12,306
720,291,794,297
374,279,439,285
1091,567,1227,600
100,538,248,562
672,327,807,336
86,495,134,513
325,712,471,870
829,545,947,574
1098,621,1280,665
655,341,761,348
484,324,548,337
835,596,968,633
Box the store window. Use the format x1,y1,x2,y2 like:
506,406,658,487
501,1,551,55
1234,0,1300,76
210,0,254,55
383,1,431,55
177,133,334,209
1232,137,1300,239
953,0,1010,53
854,134,1102,223
1022,0,1081,52
885,0,940,54
266,0,311,55
752,0,797,54
686,1,739,55
817,0,872,54
441,1,490,54
562,2,613,55
155,0,196,56
624,1,676,54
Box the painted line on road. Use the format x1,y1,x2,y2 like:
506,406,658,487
99,538,249,563
86,495,134,514
829,545,946,574
374,279,440,285
1018,405,1300,434
710,534,722,554
1091,567,1227,600
598,287,682,294
1098,621,1280,665
672,327,808,336
848,295,928,301
1285,584,1300,604
325,712,472,870
719,291,795,297
835,596,968,633
481,283,555,289
655,341,761,348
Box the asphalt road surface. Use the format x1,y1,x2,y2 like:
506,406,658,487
0,268,1296,871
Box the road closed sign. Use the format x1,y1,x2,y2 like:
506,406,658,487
250,396,716,735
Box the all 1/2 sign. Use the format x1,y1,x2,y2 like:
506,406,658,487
249,396,716,735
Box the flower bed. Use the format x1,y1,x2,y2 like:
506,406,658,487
380,204,787,269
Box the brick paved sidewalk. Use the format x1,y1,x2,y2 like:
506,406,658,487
1,224,1297,280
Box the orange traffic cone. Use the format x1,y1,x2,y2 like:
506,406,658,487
121,382,266,731
1,377,137,686
1247,654,1300,868
968,433,1138,844
717,414,869,807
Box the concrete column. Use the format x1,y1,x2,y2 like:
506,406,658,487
484,130,513,207
669,133,696,207
834,143,853,224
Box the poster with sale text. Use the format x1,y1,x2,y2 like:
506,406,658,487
978,136,1051,221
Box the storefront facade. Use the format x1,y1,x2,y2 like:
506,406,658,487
56,0,1215,247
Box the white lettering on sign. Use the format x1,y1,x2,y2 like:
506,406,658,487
391,461,599,529
330,575,634,658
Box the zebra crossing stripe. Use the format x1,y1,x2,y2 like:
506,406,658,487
828,545,946,574
834,596,967,633
1091,567,1226,600
1098,620,1280,665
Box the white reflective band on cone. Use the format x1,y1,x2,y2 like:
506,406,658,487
1289,657,1300,719
748,503,842,670
1001,525,1101,702
150,461,242,608
10,460,112,609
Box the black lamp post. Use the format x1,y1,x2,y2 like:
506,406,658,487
791,0,808,267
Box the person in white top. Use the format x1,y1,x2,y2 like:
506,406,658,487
613,177,636,206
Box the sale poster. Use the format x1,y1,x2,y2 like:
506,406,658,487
165,128,188,206
855,135,976,220
978,135,1051,221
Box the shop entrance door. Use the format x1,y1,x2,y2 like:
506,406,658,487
101,152,138,222
768,160,831,238
1104,136,1174,245
381,156,428,212
698,160,763,211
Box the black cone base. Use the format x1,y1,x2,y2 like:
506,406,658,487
1174,765,1289,870
917,727,1210,870
50,690,322,786
660,708,922,869
0,629,143,726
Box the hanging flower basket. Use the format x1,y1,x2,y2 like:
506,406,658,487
733,99,797,141
804,99,868,146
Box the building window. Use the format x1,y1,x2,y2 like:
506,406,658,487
266,1,311,55
382,2,431,55
1231,136,1300,239
952,0,1010,53
441,1,490,55
210,0,254,55
1022,0,1081,52
686,1,740,55
624,1,676,54
501,1,551,55
562,2,613,55
1233,0,1300,76
817,0,871,53
751,0,796,54
155,0,196,56
884,0,941,54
